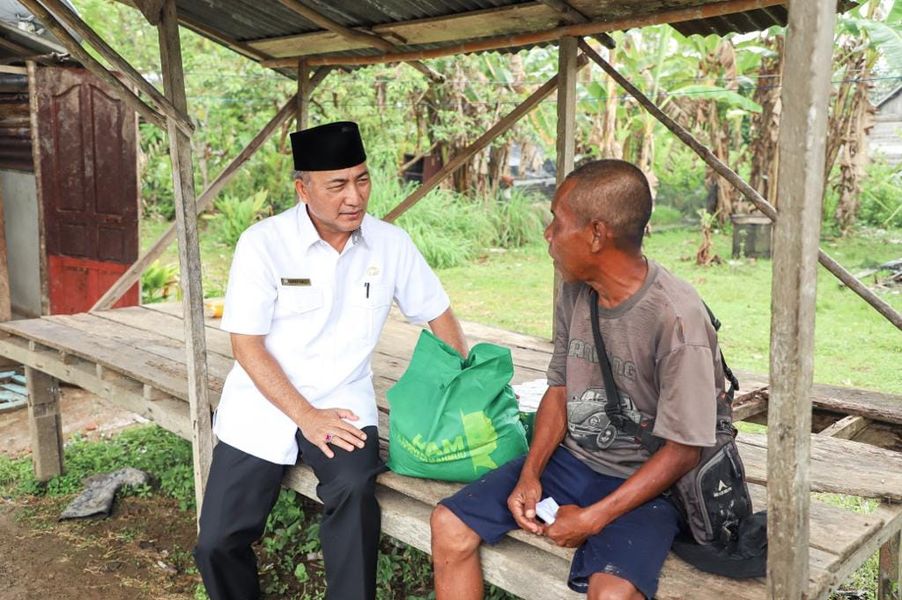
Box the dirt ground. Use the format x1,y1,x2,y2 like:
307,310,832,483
1,386,200,599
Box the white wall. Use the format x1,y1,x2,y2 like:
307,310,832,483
1,169,41,317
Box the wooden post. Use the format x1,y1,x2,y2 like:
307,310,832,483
766,2,836,598
91,94,299,311
383,55,586,223
553,36,578,338
297,59,310,130
157,0,213,517
0,184,10,321
26,367,63,481
878,533,901,600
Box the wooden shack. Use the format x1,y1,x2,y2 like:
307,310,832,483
870,84,902,165
0,1,139,320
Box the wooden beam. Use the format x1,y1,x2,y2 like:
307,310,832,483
36,0,194,136
131,0,164,25
16,0,170,132
178,14,274,63
91,91,310,311
263,0,784,68
766,1,836,597
157,0,212,517
25,367,63,481
383,53,588,223
276,0,443,82
538,0,616,48
576,40,902,332
297,60,309,130
818,414,869,440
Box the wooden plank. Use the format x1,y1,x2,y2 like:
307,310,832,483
878,529,901,600
95,306,234,358
0,317,201,400
738,432,902,502
250,3,560,58
819,414,869,440
733,388,768,421
49,313,233,386
384,56,587,223
158,0,213,511
0,334,191,438
810,504,902,600
24,366,63,481
91,94,299,310
767,2,837,596
276,0,442,82
261,0,785,67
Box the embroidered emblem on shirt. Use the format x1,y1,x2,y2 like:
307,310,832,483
367,265,380,277
281,278,311,286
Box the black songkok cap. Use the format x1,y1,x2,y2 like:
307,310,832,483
290,121,367,171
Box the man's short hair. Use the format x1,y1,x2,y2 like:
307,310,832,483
293,170,310,182
564,159,653,250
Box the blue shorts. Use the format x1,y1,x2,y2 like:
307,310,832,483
439,446,680,598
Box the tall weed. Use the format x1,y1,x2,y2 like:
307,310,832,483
367,167,545,268
214,189,269,246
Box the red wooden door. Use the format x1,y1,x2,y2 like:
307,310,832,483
34,66,139,313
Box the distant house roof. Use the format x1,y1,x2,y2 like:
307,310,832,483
0,0,73,63
876,84,902,111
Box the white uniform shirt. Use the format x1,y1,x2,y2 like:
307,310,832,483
214,204,450,464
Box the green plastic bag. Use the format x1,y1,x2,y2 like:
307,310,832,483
387,330,528,482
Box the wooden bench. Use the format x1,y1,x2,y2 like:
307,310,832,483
2,304,901,599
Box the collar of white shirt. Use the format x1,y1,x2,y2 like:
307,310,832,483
296,203,369,253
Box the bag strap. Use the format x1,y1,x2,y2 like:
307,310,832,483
588,288,662,452
702,302,740,395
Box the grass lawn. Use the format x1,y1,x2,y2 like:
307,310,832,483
142,218,902,394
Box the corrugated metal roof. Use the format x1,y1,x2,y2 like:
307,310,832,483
173,0,793,62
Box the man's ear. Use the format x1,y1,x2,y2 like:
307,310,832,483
590,219,606,252
294,178,309,204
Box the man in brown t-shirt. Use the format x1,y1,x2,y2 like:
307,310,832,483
431,160,724,599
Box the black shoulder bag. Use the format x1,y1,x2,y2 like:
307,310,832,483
588,288,766,578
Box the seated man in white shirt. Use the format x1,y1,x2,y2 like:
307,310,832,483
194,121,468,600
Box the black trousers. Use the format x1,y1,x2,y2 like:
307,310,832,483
194,426,384,600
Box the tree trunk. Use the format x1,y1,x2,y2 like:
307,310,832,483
748,34,783,210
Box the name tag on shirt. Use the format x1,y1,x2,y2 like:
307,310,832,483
281,277,311,286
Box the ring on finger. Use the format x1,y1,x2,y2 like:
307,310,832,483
324,433,333,442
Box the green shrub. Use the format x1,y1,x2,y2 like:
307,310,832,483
650,204,685,227
1,426,196,509
141,259,179,304
857,158,902,229
654,148,708,217
489,189,547,248
214,189,269,246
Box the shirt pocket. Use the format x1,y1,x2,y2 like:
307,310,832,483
349,283,393,340
276,285,324,317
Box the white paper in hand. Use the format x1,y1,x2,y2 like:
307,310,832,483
535,497,560,525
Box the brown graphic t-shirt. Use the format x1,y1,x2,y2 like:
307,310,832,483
546,261,723,479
